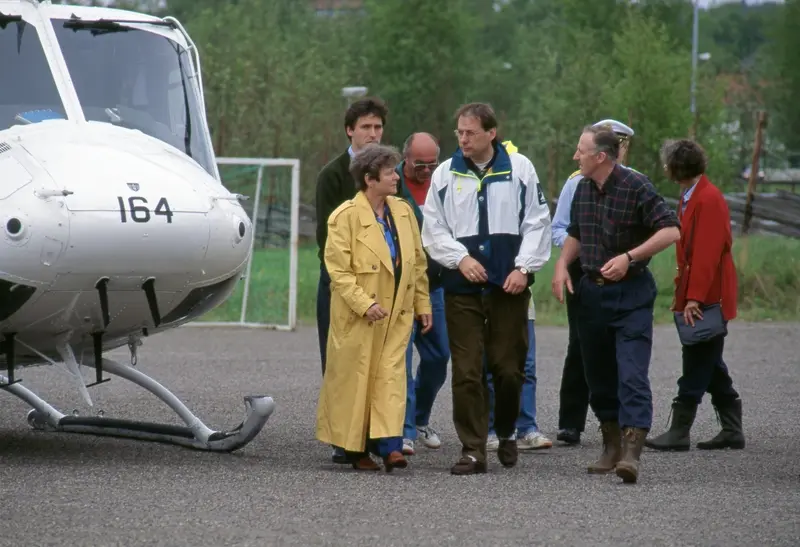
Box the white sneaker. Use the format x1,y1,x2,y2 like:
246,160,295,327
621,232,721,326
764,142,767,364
517,431,553,450
402,438,415,456
486,433,499,450
416,426,442,449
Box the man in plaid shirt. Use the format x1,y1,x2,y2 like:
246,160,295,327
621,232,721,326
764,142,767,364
551,123,680,485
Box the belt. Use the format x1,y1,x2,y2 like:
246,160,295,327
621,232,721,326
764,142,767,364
586,268,643,287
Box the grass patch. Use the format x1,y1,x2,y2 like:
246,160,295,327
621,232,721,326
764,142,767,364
197,235,800,326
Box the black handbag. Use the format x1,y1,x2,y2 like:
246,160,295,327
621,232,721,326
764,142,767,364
672,213,728,346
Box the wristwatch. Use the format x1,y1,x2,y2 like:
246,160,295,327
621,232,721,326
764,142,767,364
625,252,634,263
516,266,529,275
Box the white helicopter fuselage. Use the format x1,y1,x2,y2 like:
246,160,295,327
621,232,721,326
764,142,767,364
1,1,252,365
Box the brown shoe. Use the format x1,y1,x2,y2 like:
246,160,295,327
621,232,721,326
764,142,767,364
615,427,646,484
497,438,518,468
351,456,380,471
383,451,408,472
587,422,622,474
450,455,487,475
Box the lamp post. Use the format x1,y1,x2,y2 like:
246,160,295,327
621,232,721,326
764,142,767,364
689,2,711,139
342,86,368,107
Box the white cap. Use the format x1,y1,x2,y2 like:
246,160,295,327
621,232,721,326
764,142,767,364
593,119,634,138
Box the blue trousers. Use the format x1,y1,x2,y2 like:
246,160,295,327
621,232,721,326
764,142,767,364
404,287,450,439
316,264,331,376
575,270,657,430
486,319,538,436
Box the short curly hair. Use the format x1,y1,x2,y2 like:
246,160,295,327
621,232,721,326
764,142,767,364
349,144,402,191
661,139,707,182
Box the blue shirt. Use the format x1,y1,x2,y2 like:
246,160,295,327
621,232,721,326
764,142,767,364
551,173,581,248
375,205,399,267
681,180,699,214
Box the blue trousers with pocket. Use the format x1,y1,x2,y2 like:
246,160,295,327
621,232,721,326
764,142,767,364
404,287,450,439
575,270,657,430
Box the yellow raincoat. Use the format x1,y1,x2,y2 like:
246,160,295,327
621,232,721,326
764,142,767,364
316,191,432,452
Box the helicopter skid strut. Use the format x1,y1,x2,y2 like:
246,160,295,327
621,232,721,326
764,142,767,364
0,357,275,452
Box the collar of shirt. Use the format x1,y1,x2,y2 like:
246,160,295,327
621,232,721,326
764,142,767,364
681,179,700,213
347,145,355,159
683,180,699,202
587,164,621,195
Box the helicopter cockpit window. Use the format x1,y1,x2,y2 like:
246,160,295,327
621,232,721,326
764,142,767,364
0,19,67,130
51,20,215,176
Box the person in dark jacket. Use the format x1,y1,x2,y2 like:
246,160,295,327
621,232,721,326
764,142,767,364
314,96,388,464
395,132,450,457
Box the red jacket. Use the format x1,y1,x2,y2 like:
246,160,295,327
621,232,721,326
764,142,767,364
673,175,738,321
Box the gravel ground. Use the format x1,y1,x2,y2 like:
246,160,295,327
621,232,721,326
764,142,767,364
0,322,798,547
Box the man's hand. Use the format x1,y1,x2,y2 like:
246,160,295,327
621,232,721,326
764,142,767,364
503,269,527,294
551,259,573,304
600,254,630,281
683,300,703,327
365,303,389,321
417,313,433,334
458,256,488,283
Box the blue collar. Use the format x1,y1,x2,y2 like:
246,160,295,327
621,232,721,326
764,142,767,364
449,140,513,181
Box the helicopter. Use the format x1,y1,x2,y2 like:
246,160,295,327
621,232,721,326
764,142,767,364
0,0,274,451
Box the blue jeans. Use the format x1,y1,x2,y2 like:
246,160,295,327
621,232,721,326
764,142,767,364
404,287,450,440
486,319,538,436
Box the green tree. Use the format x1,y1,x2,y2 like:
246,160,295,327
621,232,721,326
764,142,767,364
359,0,485,153
765,0,800,155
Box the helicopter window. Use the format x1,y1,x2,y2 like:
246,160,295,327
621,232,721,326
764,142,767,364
52,21,215,177
0,20,67,130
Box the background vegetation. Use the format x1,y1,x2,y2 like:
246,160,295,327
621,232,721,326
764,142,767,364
62,0,800,325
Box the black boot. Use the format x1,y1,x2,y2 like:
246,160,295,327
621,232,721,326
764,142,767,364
645,400,698,451
697,398,745,450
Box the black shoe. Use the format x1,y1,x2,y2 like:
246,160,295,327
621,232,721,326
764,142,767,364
497,438,518,467
645,399,697,451
557,428,581,445
331,446,348,464
697,398,745,450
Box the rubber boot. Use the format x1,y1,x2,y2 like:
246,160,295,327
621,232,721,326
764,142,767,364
587,422,622,474
697,398,745,450
615,427,647,484
644,399,698,451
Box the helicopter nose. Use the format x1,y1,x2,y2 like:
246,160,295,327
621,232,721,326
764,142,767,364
31,143,252,289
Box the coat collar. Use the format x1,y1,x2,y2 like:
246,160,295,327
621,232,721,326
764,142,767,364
449,140,513,180
679,174,710,222
353,191,409,274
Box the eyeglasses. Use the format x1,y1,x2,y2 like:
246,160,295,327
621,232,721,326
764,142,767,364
454,129,485,140
412,161,438,172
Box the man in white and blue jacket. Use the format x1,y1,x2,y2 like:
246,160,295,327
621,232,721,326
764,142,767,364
395,132,450,457
421,103,552,475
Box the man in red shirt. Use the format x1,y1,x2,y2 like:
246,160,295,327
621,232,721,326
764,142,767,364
646,139,745,452
396,132,450,456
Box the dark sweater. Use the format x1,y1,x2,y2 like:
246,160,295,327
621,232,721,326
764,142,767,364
315,150,357,261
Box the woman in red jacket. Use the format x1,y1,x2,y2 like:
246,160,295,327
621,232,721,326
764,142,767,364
645,139,746,452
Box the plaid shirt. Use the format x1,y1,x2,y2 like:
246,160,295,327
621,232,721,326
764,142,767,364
566,164,679,273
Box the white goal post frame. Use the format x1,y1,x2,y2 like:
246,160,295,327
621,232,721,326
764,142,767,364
186,156,300,331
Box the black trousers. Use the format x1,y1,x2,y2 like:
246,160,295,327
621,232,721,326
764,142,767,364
557,260,590,432
675,332,739,406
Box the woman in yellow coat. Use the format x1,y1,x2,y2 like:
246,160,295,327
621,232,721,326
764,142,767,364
316,144,432,472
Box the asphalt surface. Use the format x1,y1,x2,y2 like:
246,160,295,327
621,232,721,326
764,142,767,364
0,322,798,546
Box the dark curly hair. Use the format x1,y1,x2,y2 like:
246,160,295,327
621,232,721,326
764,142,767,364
661,139,708,182
349,144,401,191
